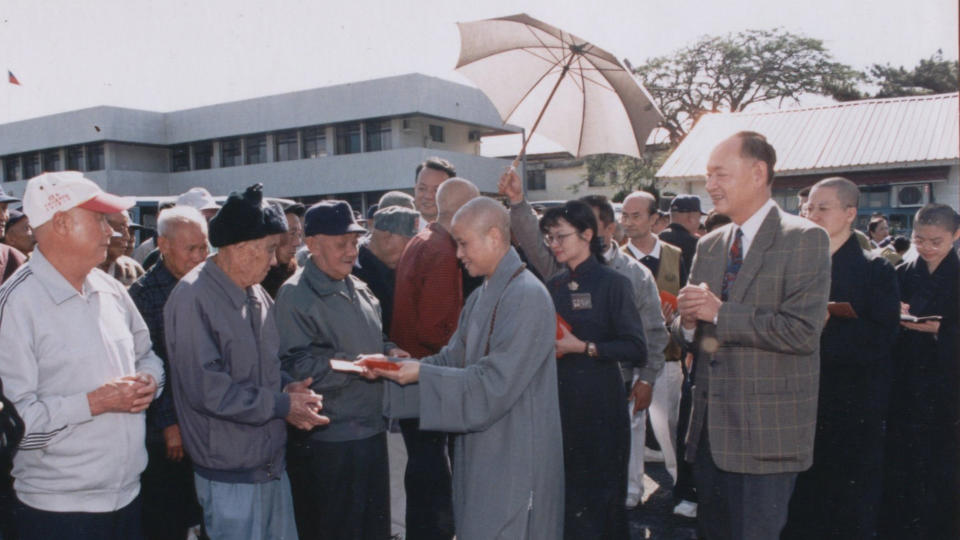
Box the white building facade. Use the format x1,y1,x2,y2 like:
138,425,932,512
0,73,518,217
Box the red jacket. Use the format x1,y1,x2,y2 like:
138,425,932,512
390,223,463,358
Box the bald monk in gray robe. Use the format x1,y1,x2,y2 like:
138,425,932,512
356,197,564,539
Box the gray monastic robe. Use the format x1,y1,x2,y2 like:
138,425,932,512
384,247,564,539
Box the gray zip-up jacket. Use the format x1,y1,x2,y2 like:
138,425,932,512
165,259,291,483
275,257,395,442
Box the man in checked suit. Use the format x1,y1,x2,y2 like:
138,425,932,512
675,131,830,540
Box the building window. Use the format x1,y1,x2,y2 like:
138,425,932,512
220,138,242,167
171,145,190,172
67,145,84,171
275,130,298,162
245,135,266,165
588,170,614,187
85,144,104,171
335,123,361,155
3,156,19,182
526,168,546,191
42,149,60,172
429,124,444,143
193,141,212,170
21,153,40,179
302,127,327,159
364,120,392,152
859,189,889,209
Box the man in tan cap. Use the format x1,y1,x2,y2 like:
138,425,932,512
0,171,164,539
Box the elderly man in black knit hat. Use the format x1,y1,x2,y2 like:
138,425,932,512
164,184,330,540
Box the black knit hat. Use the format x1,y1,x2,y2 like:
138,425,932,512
208,183,288,248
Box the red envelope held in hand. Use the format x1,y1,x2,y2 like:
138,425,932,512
556,315,572,339
356,358,401,371
659,291,678,311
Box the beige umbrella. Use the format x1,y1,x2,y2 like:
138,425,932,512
456,13,663,167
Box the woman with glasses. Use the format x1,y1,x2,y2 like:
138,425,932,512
539,200,646,540
882,203,960,539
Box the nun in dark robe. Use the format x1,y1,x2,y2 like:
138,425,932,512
782,177,900,540
881,203,960,540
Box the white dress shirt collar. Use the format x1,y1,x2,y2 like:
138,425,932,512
627,236,662,260
734,198,777,258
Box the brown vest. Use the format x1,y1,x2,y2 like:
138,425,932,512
621,239,682,296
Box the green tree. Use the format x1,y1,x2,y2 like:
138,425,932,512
579,28,861,195
869,50,959,98
632,28,861,145
575,147,668,201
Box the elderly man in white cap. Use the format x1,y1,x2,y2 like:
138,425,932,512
0,171,164,540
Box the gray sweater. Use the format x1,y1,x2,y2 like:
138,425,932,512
275,257,395,442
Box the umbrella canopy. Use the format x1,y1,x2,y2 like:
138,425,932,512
456,13,663,161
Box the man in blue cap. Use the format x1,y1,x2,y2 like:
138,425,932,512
660,194,705,281
0,187,25,284
275,200,409,540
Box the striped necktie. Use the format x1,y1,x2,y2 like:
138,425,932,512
721,228,744,301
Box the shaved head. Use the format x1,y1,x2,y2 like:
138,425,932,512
436,177,480,223
811,177,859,209
453,197,510,246
451,197,511,278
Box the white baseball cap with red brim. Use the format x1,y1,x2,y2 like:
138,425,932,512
23,171,134,228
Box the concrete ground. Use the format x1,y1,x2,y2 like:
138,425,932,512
388,430,698,539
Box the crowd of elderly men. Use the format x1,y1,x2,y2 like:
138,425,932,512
0,130,957,540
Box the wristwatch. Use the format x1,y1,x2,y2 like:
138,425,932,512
584,342,598,358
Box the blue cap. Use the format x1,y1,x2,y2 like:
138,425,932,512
670,194,705,214
304,200,366,237
0,186,20,204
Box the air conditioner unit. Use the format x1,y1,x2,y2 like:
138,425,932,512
892,184,931,208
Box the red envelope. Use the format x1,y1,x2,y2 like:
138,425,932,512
556,315,572,339
357,358,401,371
660,291,678,311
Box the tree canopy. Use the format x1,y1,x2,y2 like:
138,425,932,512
867,49,959,98
576,30,957,196
633,28,861,145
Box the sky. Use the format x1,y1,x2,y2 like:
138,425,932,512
0,0,956,132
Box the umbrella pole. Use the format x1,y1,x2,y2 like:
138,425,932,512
510,62,572,171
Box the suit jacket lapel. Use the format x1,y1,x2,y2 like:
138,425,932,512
729,206,780,303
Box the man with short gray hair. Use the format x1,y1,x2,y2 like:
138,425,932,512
379,190,416,211
129,205,209,540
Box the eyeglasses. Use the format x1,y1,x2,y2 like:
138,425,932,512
544,231,577,245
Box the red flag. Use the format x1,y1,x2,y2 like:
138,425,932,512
8,71,20,85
